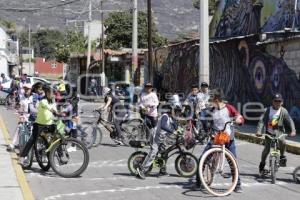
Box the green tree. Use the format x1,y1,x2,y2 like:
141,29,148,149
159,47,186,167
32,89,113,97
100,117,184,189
0,19,17,35
104,11,167,49
33,29,65,60
192,0,220,15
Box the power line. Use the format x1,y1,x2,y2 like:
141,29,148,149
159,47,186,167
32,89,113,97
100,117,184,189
0,0,82,13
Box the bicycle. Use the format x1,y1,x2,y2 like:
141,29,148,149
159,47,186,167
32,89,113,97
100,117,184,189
259,134,287,184
25,117,90,178
293,166,300,183
17,117,34,169
82,110,150,146
198,121,239,197
128,129,198,178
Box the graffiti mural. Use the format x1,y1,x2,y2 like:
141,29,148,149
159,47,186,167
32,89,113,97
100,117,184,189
210,0,300,38
152,36,300,110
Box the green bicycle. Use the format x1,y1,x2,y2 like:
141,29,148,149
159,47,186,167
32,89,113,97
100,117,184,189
34,118,89,178
261,134,287,184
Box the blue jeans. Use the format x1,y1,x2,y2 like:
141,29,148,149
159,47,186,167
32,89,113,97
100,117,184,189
196,139,241,186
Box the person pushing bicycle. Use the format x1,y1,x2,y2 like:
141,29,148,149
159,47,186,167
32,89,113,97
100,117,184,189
256,93,296,176
193,88,244,193
136,104,180,179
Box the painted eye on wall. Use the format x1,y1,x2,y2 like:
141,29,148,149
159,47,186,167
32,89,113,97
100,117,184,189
252,59,266,93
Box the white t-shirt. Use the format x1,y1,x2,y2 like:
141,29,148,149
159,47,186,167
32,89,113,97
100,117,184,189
196,92,210,112
267,107,282,134
19,96,33,117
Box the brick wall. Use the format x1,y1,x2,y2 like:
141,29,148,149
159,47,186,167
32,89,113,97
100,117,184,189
35,57,64,78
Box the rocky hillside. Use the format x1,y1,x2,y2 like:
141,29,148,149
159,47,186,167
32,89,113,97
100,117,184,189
0,0,200,39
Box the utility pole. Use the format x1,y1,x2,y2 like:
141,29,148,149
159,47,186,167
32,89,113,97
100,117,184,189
293,0,299,30
28,24,31,76
101,0,106,86
199,0,210,85
86,0,92,94
147,0,153,84
130,0,138,84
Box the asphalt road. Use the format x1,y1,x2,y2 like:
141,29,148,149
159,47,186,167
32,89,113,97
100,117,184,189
0,103,300,200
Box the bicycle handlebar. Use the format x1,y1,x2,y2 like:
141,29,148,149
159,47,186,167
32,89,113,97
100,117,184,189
261,134,288,140
211,121,234,132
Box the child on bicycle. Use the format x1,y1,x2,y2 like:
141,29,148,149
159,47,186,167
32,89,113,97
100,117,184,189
19,85,57,165
256,93,296,175
193,88,244,193
136,104,179,179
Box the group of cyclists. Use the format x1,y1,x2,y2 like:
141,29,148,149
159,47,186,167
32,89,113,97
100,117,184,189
1,74,298,195
100,81,297,194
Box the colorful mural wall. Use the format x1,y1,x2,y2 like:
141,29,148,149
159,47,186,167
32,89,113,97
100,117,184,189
153,36,300,110
210,0,300,38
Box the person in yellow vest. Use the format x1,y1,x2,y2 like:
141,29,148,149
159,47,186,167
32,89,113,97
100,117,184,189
58,79,66,96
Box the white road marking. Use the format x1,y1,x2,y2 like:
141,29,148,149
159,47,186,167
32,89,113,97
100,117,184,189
28,173,151,181
44,185,181,200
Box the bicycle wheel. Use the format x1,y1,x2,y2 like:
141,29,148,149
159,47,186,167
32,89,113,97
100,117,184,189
49,138,89,178
128,151,152,175
81,122,103,147
199,147,239,197
35,135,51,171
270,156,277,184
77,123,96,149
122,119,145,143
293,166,300,184
175,152,198,178
21,148,34,170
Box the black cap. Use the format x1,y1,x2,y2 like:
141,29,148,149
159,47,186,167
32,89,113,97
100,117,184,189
272,93,283,101
201,82,209,87
144,82,153,88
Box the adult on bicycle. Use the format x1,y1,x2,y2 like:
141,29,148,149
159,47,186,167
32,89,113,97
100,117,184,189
19,85,57,165
139,83,159,129
136,104,179,179
193,88,244,193
98,86,127,145
256,93,296,176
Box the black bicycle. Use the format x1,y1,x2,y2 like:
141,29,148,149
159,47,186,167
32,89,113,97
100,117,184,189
82,110,151,146
128,130,198,178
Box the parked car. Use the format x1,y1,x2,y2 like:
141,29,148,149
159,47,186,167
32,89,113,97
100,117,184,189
0,76,51,92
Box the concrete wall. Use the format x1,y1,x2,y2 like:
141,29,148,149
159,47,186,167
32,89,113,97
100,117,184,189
265,38,300,79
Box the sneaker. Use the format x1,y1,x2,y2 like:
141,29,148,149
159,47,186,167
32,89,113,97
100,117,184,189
136,167,146,179
6,144,15,152
259,169,269,177
113,139,124,146
19,156,29,166
234,185,243,193
159,170,169,176
67,146,77,152
190,182,204,191
280,156,287,167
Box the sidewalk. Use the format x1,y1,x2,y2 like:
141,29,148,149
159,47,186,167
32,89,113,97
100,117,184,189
0,116,34,200
236,124,300,155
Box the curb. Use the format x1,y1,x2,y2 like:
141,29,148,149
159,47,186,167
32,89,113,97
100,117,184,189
236,131,300,155
0,115,35,200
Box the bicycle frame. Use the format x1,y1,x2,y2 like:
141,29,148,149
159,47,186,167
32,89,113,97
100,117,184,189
152,136,186,169
95,110,115,133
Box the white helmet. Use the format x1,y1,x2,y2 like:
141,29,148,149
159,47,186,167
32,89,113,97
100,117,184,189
102,87,111,96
